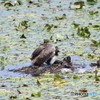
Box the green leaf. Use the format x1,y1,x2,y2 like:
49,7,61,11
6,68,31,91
19,40,26,43
10,95,17,99
54,74,64,81
2,47,8,51
88,75,93,78
87,53,94,59
91,40,100,47
20,21,28,27
17,0,23,5
55,14,66,20
0,84,6,87
73,75,79,79
0,56,5,62
87,0,97,5
36,92,41,97
44,39,50,43
77,27,91,38
89,11,98,15
4,2,14,7
72,23,80,28
31,92,41,97
36,80,41,86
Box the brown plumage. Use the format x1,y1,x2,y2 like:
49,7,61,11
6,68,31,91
31,42,55,66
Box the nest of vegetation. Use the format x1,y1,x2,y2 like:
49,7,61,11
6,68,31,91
9,63,65,76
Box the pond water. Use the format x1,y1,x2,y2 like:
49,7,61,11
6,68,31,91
0,1,100,100
0,62,31,77
0,0,100,77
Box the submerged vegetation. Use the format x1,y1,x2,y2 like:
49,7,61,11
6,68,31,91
77,27,91,38
0,0,100,99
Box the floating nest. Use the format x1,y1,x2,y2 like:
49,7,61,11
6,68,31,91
9,56,100,76
9,63,64,76
9,56,72,76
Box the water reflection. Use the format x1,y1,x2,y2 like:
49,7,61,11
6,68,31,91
0,62,31,77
